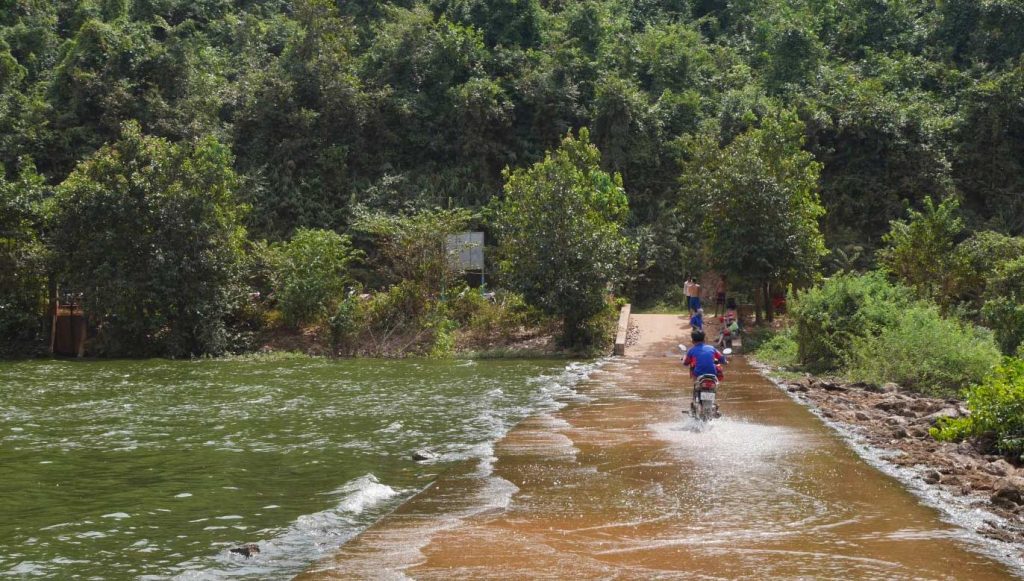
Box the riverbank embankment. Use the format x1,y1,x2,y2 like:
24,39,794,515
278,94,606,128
758,368,1024,549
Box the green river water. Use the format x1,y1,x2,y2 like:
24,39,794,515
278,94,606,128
0,356,586,579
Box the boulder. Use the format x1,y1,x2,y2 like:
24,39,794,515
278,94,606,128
922,408,960,426
230,544,260,558
412,449,439,462
991,477,1024,507
984,459,1016,477
875,399,908,414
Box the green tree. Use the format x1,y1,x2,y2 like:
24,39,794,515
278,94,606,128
878,196,963,309
678,111,826,321
492,128,634,347
949,230,1024,312
271,228,359,327
0,159,49,356
48,121,244,357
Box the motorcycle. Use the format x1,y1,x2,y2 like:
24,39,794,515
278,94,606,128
679,345,732,423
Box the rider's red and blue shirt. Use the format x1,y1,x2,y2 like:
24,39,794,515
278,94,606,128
684,343,726,377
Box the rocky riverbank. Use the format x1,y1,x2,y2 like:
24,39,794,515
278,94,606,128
760,369,1024,551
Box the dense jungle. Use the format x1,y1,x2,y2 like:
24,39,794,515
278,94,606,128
2,0,1023,360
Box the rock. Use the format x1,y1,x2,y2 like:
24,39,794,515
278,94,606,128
855,411,871,422
229,543,260,558
984,459,1016,477
907,426,930,438
875,399,908,414
412,449,439,462
940,474,964,487
922,408,959,426
923,470,942,484
991,477,1024,507
820,380,847,392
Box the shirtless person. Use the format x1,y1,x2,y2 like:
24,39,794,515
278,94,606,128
686,277,701,314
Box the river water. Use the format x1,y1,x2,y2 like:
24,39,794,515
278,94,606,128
0,356,588,579
301,343,1021,579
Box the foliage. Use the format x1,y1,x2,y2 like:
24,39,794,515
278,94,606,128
678,110,827,303
751,326,799,368
351,207,472,295
846,303,1000,396
3,0,1024,356
48,121,244,357
878,196,963,309
491,128,635,347
981,257,1024,355
933,358,1024,462
328,292,366,355
0,161,48,357
949,230,1024,311
789,272,914,372
271,228,360,327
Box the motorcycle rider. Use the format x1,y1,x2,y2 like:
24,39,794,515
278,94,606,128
690,308,704,332
683,329,727,409
684,329,726,379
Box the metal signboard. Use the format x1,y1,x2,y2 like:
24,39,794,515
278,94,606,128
446,232,484,271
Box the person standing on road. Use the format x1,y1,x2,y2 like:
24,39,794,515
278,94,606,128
686,277,702,314
714,278,726,317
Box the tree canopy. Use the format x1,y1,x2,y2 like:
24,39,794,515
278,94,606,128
3,0,1024,355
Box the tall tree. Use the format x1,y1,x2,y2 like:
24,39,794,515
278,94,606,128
492,128,635,347
678,110,826,320
48,121,245,357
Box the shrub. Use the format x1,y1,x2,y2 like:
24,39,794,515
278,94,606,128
752,328,799,368
789,272,914,371
328,293,367,355
846,304,1000,396
933,358,1024,462
981,256,1024,355
878,196,962,308
272,229,360,327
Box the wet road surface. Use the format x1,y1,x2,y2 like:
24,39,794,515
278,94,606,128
299,314,1017,580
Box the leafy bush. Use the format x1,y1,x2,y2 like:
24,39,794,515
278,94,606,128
933,358,1024,462
328,293,367,355
272,228,360,327
790,272,914,371
846,304,1000,395
981,256,1024,355
752,328,799,368
878,196,962,308
491,128,635,348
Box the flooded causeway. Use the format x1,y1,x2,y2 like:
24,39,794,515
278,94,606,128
303,315,1019,580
